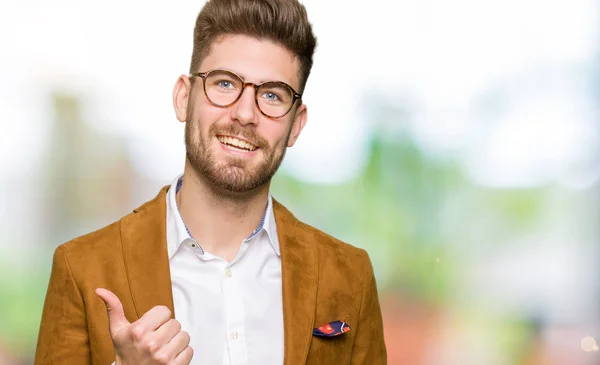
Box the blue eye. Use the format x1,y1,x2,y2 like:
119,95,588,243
218,81,233,88
264,92,281,101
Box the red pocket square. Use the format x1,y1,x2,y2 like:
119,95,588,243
313,321,351,337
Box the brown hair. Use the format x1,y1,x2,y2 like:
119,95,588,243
189,0,317,92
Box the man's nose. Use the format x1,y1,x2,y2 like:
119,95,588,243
230,85,258,125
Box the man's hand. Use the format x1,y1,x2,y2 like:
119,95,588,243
95,288,193,365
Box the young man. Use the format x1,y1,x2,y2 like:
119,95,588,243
35,1,387,364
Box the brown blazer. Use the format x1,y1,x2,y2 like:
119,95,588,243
35,187,387,364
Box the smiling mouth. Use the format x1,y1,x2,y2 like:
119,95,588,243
217,135,258,152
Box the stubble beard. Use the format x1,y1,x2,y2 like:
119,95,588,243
184,115,291,193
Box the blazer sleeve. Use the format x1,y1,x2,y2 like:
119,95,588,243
35,245,92,365
350,250,387,364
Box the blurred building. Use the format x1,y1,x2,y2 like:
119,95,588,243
43,93,136,244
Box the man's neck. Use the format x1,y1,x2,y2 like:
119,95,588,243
176,165,270,261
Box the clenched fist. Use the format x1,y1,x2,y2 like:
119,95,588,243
96,288,193,365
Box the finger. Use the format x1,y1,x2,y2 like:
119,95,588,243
134,305,172,335
139,319,181,353
153,319,182,345
173,346,194,365
95,288,130,336
157,331,190,360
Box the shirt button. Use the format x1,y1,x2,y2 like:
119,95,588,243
225,269,232,278
231,332,239,340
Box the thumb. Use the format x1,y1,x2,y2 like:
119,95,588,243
95,288,130,337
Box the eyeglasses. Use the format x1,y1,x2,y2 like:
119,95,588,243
190,69,302,119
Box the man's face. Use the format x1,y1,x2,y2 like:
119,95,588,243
175,34,307,193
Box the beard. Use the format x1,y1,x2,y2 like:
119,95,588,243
184,112,291,193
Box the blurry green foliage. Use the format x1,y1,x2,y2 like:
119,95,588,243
0,257,49,361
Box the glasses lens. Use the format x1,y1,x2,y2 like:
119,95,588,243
257,82,294,118
204,70,243,106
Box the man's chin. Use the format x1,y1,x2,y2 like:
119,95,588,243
212,178,266,194
206,168,267,193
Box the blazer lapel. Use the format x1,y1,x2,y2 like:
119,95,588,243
274,200,319,365
120,186,175,319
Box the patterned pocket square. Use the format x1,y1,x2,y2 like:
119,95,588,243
313,320,351,337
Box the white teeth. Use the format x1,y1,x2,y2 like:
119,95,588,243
218,136,257,151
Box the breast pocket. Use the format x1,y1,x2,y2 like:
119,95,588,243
305,317,355,365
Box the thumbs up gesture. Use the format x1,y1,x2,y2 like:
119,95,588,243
95,288,193,365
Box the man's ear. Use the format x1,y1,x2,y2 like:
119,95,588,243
287,103,308,147
173,75,192,123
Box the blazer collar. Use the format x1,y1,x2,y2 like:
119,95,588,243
120,186,175,318
120,187,318,365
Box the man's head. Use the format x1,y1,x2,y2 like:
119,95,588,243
173,0,317,194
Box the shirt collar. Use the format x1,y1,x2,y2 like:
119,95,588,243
166,174,280,260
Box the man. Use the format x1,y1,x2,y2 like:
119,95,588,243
35,0,387,364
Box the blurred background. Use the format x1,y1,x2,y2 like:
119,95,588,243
1,0,599,364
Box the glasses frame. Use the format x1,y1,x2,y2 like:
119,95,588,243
190,69,303,119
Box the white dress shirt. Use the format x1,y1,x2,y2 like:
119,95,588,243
165,175,284,365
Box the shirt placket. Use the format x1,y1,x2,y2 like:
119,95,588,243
222,262,248,365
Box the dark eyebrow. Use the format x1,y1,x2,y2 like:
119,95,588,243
222,68,294,88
